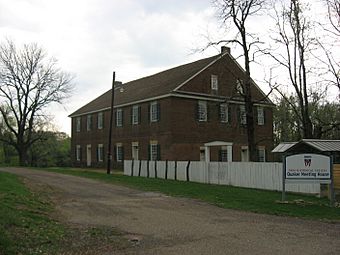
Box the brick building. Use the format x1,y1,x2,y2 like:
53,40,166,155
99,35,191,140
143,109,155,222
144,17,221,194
69,47,274,168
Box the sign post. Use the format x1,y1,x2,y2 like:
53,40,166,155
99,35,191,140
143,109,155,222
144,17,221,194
282,153,334,206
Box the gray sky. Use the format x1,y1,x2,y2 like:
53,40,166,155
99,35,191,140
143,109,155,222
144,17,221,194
0,0,226,134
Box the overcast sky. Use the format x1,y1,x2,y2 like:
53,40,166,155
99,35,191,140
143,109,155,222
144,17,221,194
1,0,232,134
1,1,333,135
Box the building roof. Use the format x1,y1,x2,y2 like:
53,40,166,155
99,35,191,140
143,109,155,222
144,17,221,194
272,139,340,153
69,51,271,117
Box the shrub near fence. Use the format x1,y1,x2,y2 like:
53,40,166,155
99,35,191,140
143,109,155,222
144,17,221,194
124,160,320,195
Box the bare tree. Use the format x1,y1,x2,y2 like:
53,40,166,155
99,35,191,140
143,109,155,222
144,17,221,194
326,0,340,35
266,0,317,138
0,40,73,166
213,0,266,161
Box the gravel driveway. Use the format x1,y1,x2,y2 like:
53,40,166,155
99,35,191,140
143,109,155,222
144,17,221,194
2,167,340,255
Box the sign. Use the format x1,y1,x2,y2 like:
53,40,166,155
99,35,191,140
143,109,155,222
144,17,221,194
285,154,331,180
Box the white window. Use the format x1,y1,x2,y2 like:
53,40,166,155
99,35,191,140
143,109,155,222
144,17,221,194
97,112,103,129
150,101,159,122
87,115,92,131
76,117,81,132
132,105,140,125
150,141,159,161
211,75,218,91
236,79,244,94
97,144,104,162
258,147,266,162
220,150,228,162
132,142,139,160
200,147,206,161
240,105,247,125
76,145,81,161
116,143,123,162
257,106,265,125
116,108,123,127
219,103,229,123
197,101,207,122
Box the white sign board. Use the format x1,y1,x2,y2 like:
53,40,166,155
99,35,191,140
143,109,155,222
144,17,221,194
285,154,331,180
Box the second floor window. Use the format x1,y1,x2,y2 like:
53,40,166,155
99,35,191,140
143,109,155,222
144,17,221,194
219,103,230,123
76,117,81,132
97,112,103,129
87,115,92,131
239,105,247,125
197,101,207,122
257,106,265,125
132,105,140,125
116,108,123,127
150,101,160,122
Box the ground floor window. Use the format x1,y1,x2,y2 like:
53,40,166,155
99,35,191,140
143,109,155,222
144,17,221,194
257,147,266,162
116,143,124,162
132,142,139,160
76,145,81,161
149,141,160,161
97,144,104,162
220,147,228,162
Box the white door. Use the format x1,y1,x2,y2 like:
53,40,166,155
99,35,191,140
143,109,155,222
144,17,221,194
86,145,91,166
241,147,249,162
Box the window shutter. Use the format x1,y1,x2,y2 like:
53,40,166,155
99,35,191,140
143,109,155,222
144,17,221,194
122,146,125,161
157,102,160,122
80,147,82,161
254,107,258,125
148,104,150,122
206,103,210,122
96,146,99,162
237,106,241,125
218,149,222,161
148,145,151,160
228,105,231,123
157,144,161,160
113,145,116,161
195,102,199,121
263,108,266,125
138,106,141,123
130,107,133,125
114,110,117,127
218,104,222,121
121,109,124,126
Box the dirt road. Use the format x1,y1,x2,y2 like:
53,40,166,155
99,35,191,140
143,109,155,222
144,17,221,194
2,168,340,254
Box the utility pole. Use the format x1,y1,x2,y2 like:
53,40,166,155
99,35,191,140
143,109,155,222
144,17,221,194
107,71,115,174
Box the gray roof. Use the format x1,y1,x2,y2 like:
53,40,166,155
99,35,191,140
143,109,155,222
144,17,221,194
272,139,340,153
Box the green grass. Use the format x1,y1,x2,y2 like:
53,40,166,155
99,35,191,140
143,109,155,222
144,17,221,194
37,167,340,221
0,172,65,254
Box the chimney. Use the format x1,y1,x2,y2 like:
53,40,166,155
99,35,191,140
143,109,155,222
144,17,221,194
114,81,123,88
221,46,230,54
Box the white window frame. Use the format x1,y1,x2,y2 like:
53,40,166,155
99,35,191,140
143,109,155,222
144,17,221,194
150,101,159,122
257,106,264,126
97,112,103,129
97,144,104,162
198,100,207,122
76,145,81,161
220,103,229,123
132,105,139,125
220,146,228,162
76,117,81,132
87,115,92,131
116,108,123,127
240,105,247,125
258,147,266,162
150,141,158,161
116,143,123,162
211,74,218,91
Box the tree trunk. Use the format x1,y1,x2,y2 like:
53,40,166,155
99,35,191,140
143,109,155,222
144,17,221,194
18,147,29,166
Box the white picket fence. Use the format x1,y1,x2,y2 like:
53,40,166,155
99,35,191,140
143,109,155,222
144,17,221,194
124,160,320,195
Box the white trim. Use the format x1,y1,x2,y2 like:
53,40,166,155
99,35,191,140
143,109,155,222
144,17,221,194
173,52,228,91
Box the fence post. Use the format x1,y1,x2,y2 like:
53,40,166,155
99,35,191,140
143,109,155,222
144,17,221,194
174,161,177,181
165,160,168,180
138,160,142,177
147,160,150,178
155,160,158,179
131,159,134,176
186,160,191,182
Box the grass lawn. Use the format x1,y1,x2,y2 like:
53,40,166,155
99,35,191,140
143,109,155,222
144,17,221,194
0,172,65,254
38,167,340,221
0,171,133,254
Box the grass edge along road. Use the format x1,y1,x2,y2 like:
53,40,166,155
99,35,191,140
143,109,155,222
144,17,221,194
0,171,132,255
38,167,340,221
